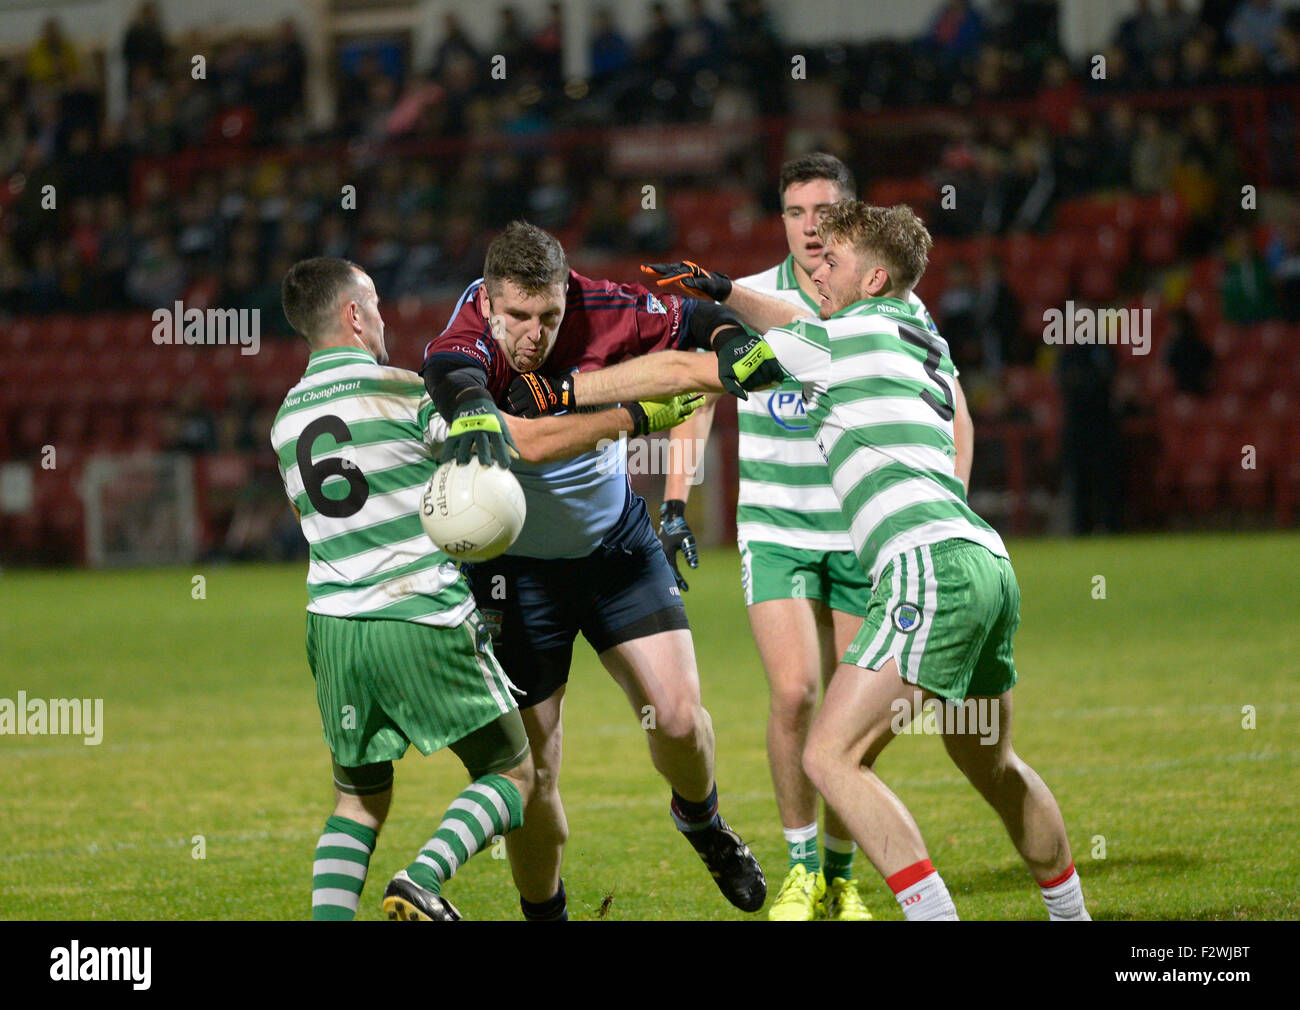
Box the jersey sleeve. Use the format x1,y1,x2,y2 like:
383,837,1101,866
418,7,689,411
630,287,691,354
421,289,511,400
763,321,830,387
416,395,449,454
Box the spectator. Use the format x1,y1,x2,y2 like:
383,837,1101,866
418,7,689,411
1114,0,1158,61
527,154,575,230
27,18,81,85
1130,112,1177,193
123,2,168,94
532,3,564,80
1226,0,1293,75
975,254,1023,368
675,0,724,76
1057,336,1121,534
926,0,985,66
168,386,219,456
1055,106,1103,201
493,6,530,76
590,6,631,82
1164,307,1214,395
936,260,980,373
1264,213,1300,321
1220,226,1277,322
434,13,478,74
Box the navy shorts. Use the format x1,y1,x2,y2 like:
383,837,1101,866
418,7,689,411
463,495,690,709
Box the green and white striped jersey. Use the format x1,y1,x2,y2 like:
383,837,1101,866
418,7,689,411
761,296,1006,586
734,255,938,552
270,346,475,626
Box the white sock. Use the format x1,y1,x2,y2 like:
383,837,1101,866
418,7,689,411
783,822,818,866
1039,864,1091,920
888,859,959,921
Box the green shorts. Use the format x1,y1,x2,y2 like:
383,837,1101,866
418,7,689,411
739,540,871,616
305,610,522,769
842,539,1020,699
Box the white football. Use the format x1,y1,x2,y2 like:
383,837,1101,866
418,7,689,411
420,459,526,562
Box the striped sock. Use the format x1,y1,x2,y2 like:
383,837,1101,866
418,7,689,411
311,815,377,921
783,823,819,872
887,858,959,921
823,833,856,881
406,774,523,895
1039,863,1091,921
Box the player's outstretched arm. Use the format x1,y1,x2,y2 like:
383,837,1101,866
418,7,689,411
506,351,721,418
641,261,807,334
723,283,808,335
503,394,704,463
953,377,973,493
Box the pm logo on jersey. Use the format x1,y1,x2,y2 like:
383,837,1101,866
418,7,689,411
892,603,923,633
766,390,810,431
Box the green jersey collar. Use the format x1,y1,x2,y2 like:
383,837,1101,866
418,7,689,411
830,296,914,319
778,254,821,312
304,346,377,375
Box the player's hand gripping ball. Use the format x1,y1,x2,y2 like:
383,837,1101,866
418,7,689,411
421,458,527,562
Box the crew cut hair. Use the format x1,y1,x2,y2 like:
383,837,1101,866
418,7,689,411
779,152,857,204
282,257,364,342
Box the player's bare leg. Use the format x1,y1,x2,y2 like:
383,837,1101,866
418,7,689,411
600,628,714,799
600,628,766,912
940,691,1090,919
506,688,571,918
332,784,391,832
803,659,959,919
749,599,821,840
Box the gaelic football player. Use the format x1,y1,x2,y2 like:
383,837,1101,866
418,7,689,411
275,257,701,920
647,154,973,920
650,204,1090,920
420,223,779,920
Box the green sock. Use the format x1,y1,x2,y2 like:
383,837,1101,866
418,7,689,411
823,834,855,881
784,823,820,872
311,815,376,921
406,774,523,894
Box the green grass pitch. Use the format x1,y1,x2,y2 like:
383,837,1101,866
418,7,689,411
1,531,1297,921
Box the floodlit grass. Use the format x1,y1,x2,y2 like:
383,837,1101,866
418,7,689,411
1,531,1296,920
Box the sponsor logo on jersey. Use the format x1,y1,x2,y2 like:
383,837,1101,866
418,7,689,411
892,603,922,633
644,294,666,314
766,390,810,431
475,338,491,358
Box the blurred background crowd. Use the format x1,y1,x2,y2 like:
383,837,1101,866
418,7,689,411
2,0,1298,565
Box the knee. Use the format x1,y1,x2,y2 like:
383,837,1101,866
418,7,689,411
769,677,817,731
647,698,707,743
801,733,835,793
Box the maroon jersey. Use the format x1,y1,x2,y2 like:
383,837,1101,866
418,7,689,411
422,270,695,404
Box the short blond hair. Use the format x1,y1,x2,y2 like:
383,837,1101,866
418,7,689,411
817,201,932,295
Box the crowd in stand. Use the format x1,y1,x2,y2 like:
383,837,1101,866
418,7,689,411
3,1,1300,326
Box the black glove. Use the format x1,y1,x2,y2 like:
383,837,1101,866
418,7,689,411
640,261,733,302
438,389,517,468
505,372,576,417
657,498,698,592
713,327,784,400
